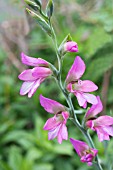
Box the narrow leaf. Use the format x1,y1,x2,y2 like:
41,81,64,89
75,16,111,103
26,8,51,36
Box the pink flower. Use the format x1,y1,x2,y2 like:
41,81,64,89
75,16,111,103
86,116,113,142
85,97,113,141
70,138,98,166
66,56,98,108
64,41,78,52
18,53,52,98
40,95,69,144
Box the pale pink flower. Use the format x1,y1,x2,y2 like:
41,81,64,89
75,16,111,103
18,53,52,98
64,41,78,52
86,116,113,142
66,56,98,108
70,138,98,166
40,95,69,144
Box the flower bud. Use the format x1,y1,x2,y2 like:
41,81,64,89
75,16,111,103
46,0,54,19
64,41,78,52
24,0,40,11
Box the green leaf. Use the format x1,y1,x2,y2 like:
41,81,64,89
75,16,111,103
84,54,113,81
0,161,12,170
53,142,73,156
8,146,23,170
46,0,54,19
26,147,43,161
33,163,53,170
26,8,51,36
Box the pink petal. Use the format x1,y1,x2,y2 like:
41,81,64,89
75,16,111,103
85,96,103,120
20,81,35,95
103,126,113,137
82,93,98,105
86,120,95,130
62,111,69,121
90,148,98,157
83,102,87,109
43,116,60,131
32,67,52,78
48,124,61,140
21,52,48,67
94,116,113,126
77,80,98,92
66,56,86,84
57,124,68,144
64,41,78,52
87,162,93,166
70,138,89,157
40,95,65,114
81,154,93,164
18,69,37,81
28,78,44,98
66,83,73,92
75,92,87,108
95,127,110,142
61,124,68,140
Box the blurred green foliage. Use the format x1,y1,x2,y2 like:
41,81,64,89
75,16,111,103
0,0,113,170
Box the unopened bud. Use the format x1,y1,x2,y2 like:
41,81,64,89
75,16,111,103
64,41,78,52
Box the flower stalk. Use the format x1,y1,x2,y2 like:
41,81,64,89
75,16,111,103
50,20,103,170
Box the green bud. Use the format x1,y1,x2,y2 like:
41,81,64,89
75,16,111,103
25,0,39,11
46,0,54,19
26,8,51,36
34,0,42,8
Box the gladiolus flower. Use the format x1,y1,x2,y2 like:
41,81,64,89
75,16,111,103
70,138,98,166
18,53,52,98
64,41,78,52
85,97,113,142
86,116,113,142
66,56,98,108
40,95,69,144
